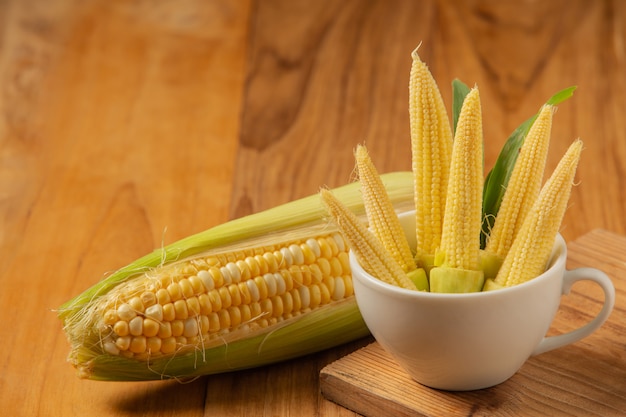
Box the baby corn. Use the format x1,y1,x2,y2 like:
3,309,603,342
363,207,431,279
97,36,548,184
409,48,453,270
482,105,555,277
355,145,428,290
320,188,418,291
486,139,583,289
430,88,485,293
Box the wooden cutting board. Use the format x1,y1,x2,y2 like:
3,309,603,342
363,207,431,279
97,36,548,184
320,229,626,416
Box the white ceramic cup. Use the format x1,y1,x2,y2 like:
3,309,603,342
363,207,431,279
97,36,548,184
350,211,615,391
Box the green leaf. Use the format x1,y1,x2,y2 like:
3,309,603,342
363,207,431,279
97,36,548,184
480,86,577,247
452,79,471,134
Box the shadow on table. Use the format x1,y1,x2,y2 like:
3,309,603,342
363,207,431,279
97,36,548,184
112,337,374,415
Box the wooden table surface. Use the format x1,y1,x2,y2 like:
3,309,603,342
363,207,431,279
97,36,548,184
1,1,624,416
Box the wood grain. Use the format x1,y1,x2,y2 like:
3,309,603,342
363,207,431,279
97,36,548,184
320,229,626,417
0,0,624,416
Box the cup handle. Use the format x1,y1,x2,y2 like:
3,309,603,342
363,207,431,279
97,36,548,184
531,267,615,356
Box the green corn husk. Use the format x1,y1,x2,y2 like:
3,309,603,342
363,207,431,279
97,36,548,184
59,172,415,381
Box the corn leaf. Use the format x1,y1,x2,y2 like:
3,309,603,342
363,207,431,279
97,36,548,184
452,79,471,134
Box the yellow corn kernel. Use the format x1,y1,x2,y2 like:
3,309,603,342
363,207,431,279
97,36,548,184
171,320,184,337
319,283,331,305
237,282,252,305
155,288,171,305
317,237,334,259
167,282,182,302
486,105,554,260
342,275,354,297
431,87,484,293
409,47,452,261
310,285,323,309
128,316,143,336
208,289,223,311
162,303,175,322
330,277,344,300
200,315,210,334
234,260,251,281
228,306,242,327
128,297,145,314
309,264,323,284
270,296,283,317
186,297,201,317
157,322,172,338
254,254,269,275
290,289,301,312
281,292,294,316
323,275,335,296
129,336,146,354
198,293,212,315
216,288,231,310
142,318,159,338
228,284,242,307
300,243,317,265
160,337,177,354
208,267,224,289
320,188,417,290
116,303,136,321
316,258,331,278
115,335,131,351
146,337,162,354
207,312,220,332
174,299,188,320
253,276,269,300
140,291,156,308
103,309,118,326
289,244,305,265
491,139,583,288
263,273,278,297
144,304,163,321
113,320,129,337
355,145,418,274
188,275,205,295
179,279,194,299
183,318,199,338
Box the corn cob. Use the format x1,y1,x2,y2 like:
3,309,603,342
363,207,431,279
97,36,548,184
59,172,415,381
482,105,555,278
354,145,428,290
485,139,583,289
409,47,453,271
430,87,485,293
320,188,418,290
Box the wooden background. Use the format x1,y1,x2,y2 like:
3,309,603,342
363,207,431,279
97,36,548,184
0,0,624,416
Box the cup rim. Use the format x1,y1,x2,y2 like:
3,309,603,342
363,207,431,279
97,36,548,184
350,233,567,300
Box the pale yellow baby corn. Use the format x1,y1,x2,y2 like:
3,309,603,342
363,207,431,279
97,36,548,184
320,188,417,290
430,87,485,293
409,48,453,268
489,139,583,288
354,145,429,290
485,105,555,262
355,146,413,270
